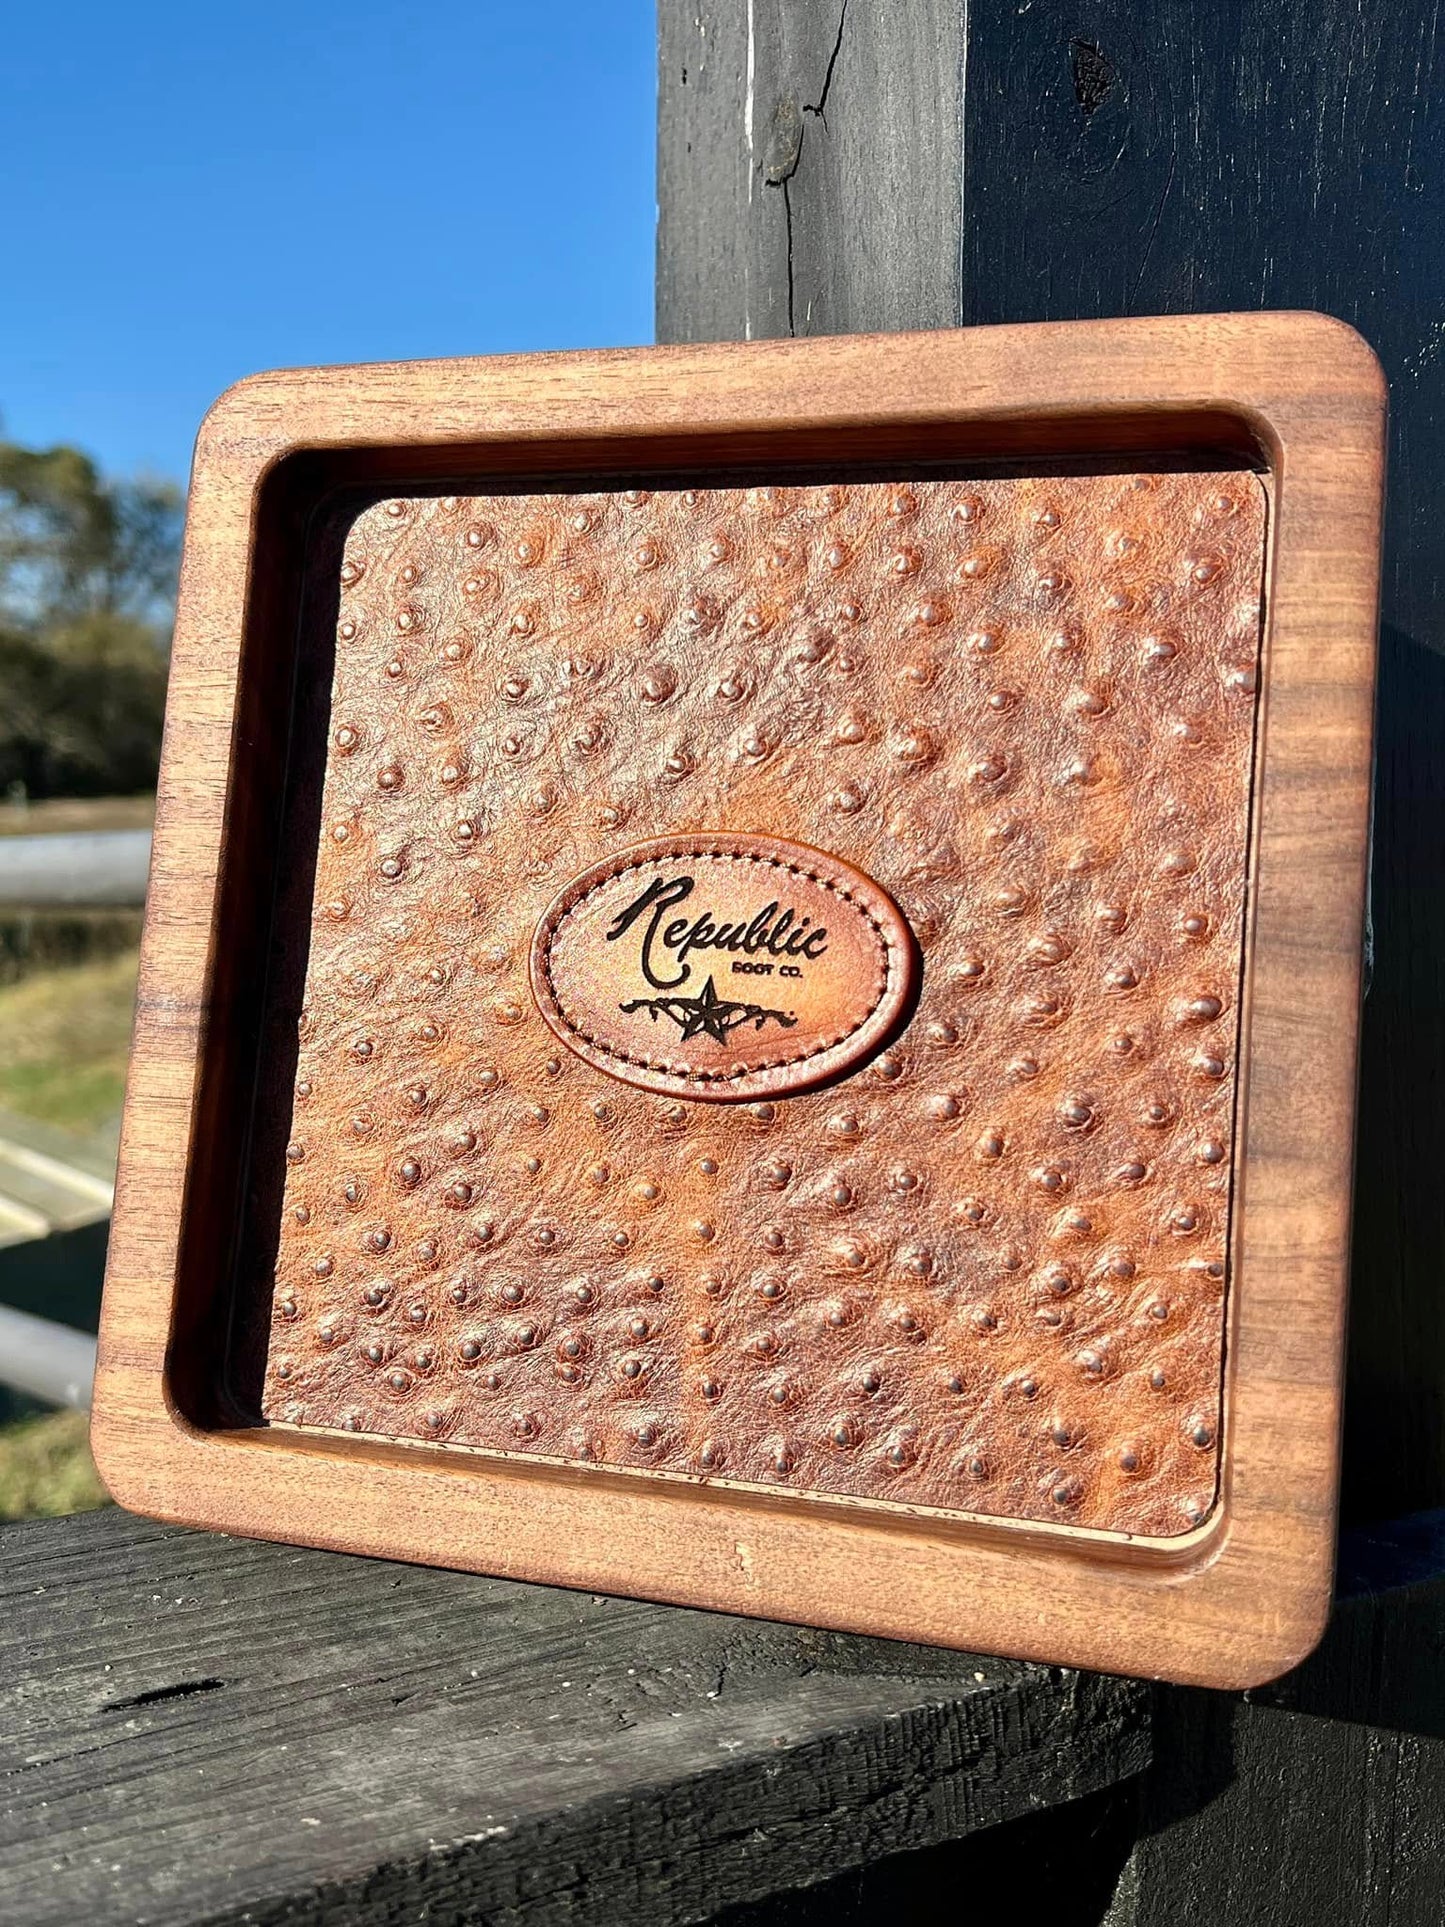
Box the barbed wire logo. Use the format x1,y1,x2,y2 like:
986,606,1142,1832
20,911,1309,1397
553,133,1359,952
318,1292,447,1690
619,974,798,1045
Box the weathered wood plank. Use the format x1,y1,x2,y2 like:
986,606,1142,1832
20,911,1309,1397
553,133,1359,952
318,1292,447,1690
714,1781,1141,1923
0,1508,1151,1926
657,1,964,343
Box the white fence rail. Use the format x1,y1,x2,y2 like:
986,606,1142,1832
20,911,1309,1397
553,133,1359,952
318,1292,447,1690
0,1303,96,1409
0,830,151,908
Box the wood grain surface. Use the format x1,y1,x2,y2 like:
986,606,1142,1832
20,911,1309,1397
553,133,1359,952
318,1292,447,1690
0,1506,1151,1927
657,1,965,343
92,313,1382,1688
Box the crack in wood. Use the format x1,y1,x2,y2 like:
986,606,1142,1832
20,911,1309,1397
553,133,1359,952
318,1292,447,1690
102,1677,226,1713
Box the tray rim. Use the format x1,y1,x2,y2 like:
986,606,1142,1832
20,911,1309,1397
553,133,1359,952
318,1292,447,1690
90,312,1385,1688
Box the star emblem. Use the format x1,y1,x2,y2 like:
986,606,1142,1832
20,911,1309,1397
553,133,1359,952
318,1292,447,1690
677,976,735,1043
619,975,798,1044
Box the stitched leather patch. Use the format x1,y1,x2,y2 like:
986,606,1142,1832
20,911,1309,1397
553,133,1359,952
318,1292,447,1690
531,835,915,1100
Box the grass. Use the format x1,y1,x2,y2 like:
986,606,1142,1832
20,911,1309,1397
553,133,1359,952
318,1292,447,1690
0,928,142,1520
0,1408,110,1521
0,793,155,837
0,954,133,1517
0,948,140,1133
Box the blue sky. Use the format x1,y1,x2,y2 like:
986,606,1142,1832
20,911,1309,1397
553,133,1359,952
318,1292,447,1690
0,4,655,486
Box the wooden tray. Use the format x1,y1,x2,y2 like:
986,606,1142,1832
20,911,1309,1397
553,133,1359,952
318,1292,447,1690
92,315,1385,1687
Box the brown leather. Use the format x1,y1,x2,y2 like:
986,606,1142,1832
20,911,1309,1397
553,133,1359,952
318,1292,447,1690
531,833,916,1100
266,470,1265,1538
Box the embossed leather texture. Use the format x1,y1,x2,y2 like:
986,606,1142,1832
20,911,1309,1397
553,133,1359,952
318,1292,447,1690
266,472,1266,1538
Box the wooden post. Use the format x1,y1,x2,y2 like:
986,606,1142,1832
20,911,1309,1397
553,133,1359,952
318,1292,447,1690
658,0,1445,1530
658,3,965,340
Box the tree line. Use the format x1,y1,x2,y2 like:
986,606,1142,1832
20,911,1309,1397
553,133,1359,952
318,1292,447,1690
0,438,181,799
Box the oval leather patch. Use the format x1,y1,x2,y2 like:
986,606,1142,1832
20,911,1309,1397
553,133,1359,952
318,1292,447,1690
530,835,915,1101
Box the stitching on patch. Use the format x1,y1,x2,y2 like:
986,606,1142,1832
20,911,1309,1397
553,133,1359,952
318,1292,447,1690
539,846,898,1082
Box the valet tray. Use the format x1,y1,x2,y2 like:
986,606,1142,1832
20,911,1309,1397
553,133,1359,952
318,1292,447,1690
92,316,1385,1688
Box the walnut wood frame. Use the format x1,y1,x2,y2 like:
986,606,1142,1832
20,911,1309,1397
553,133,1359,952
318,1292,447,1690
91,314,1384,1688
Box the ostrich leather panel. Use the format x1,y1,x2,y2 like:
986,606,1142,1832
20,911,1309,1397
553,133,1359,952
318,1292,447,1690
265,469,1266,1538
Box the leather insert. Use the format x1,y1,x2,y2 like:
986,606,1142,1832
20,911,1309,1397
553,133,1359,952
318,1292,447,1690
266,471,1266,1538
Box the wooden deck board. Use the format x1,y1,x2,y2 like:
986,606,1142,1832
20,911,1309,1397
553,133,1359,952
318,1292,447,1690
0,1508,1151,1926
